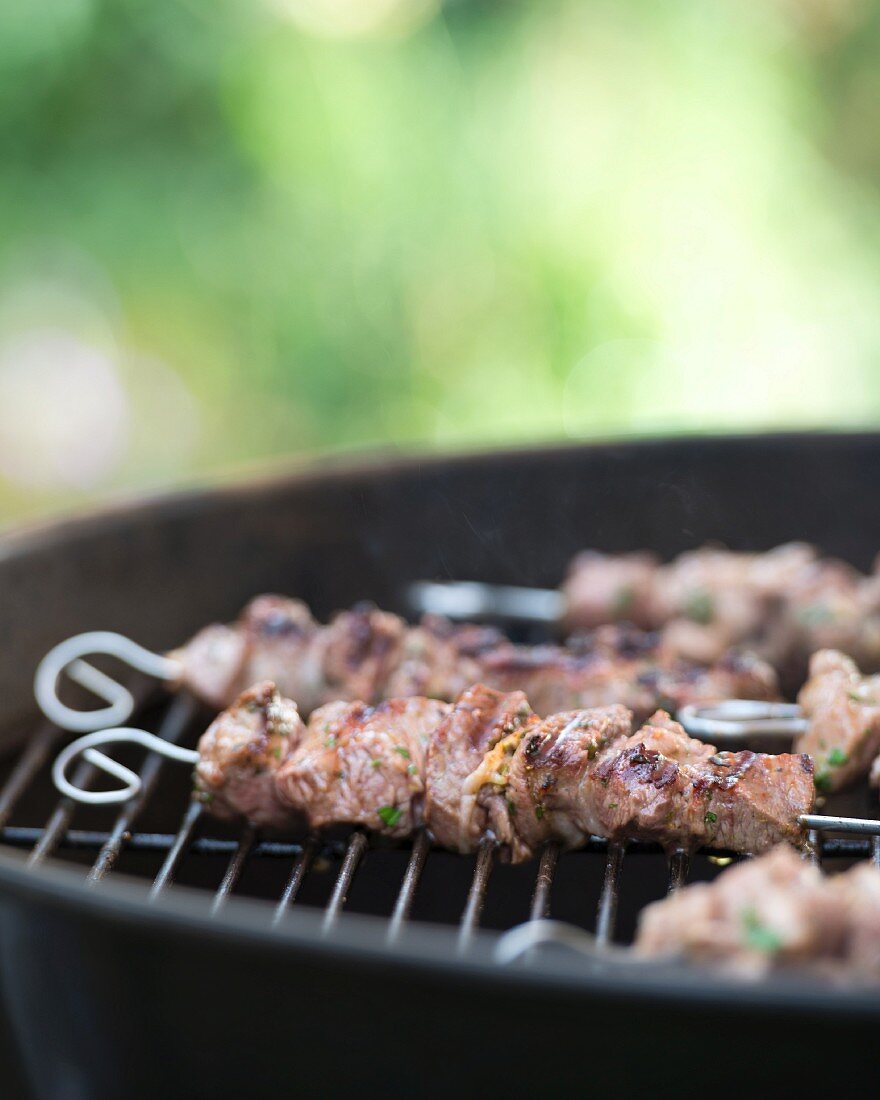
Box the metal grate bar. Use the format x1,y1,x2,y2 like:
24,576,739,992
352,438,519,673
0,724,59,830
27,757,98,867
88,695,197,884
387,829,430,941
666,849,689,893
594,841,625,946
457,836,495,949
149,800,204,900
529,842,559,921
321,831,368,933
211,825,257,915
272,835,319,926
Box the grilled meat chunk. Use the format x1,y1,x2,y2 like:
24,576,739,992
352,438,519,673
562,550,659,630
423,684,539,852
501,710,812,857
276,697,450,837
562,541,880,687
480,626,778,723
635,845,880,980
795,649,880,792
194,681,306,828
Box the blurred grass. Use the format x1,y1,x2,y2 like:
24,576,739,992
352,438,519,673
1,0,880,522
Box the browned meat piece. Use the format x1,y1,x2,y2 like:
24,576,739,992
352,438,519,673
423,684,539,852
500,709,812,857
795,650,880,792
383,616,503,700
500,705,634,858
171,596,322,711
562,550,659,630
194,681,306,828
635,845,880,980
275,696,450,837
561,541,880,687
478,626,779,722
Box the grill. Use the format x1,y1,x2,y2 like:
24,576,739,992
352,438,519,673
3,434,880,1099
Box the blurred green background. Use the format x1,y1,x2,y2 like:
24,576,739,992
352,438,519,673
1,0,880,524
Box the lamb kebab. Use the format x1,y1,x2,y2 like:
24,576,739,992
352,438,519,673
413,541,880,688
167,595,778,722
635,844,880,980
191,679,815,859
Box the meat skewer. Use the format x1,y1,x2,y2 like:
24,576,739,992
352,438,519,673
57,678,869,862
634,844,880,980
34,597,779,732
411,541,880,688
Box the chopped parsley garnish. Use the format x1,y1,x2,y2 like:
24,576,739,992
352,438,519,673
323,736,337,749
684,590,714,625
370,758,382,769
814,770,832,792
798,603,834,628
608,802,618,811
612,585,635,616
506,797,518,816
534,804,545,820
197,791,214,805
704,811,717,825
273,745,283,760
393,746,411,759
741,908,783,954
848,692,864,704
377,805,402,827
827,747,848,767
407,763,418,776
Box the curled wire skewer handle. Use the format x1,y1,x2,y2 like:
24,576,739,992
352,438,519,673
677,700,809,741
52,728,199,804
408,580,565,624
35,632,181,732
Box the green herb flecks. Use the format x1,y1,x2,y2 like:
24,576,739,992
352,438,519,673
798,603,835,628
393,746,411,759
704,811,718,825
324,736,337,749
370,758,382,769
814,770,832,792
377,805,402,827
534,804,545,820
407,763,418,776
684,589,714,625
741,908,783,954
827,747,848,767
612,585,635,616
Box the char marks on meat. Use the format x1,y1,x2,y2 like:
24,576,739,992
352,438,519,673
276,696,450,837
194,680,306,828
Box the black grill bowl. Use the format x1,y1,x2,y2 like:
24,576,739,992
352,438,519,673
2,433,880,1099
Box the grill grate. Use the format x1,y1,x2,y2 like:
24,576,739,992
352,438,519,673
2,693,880,951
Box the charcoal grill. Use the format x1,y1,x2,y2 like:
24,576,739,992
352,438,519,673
2,434,880,1099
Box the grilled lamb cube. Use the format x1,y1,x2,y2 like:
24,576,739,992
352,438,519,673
423,684,539,852
500,705,634,857
795,649,880,792
193,680,306,828
636,844,880,979
635,845,846,976
562,550,659,630
276,696,450,837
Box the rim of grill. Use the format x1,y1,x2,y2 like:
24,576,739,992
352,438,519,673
3,687,880,1008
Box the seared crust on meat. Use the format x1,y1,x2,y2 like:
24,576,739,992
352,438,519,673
276,697,450,837
636,845,880,980
194,680,306,827
796,649,880,792
423,684,539,852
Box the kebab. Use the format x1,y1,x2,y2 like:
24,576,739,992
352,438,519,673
412,541,880,684
635,844,880,980
54,679,817,859
35,595,779,732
